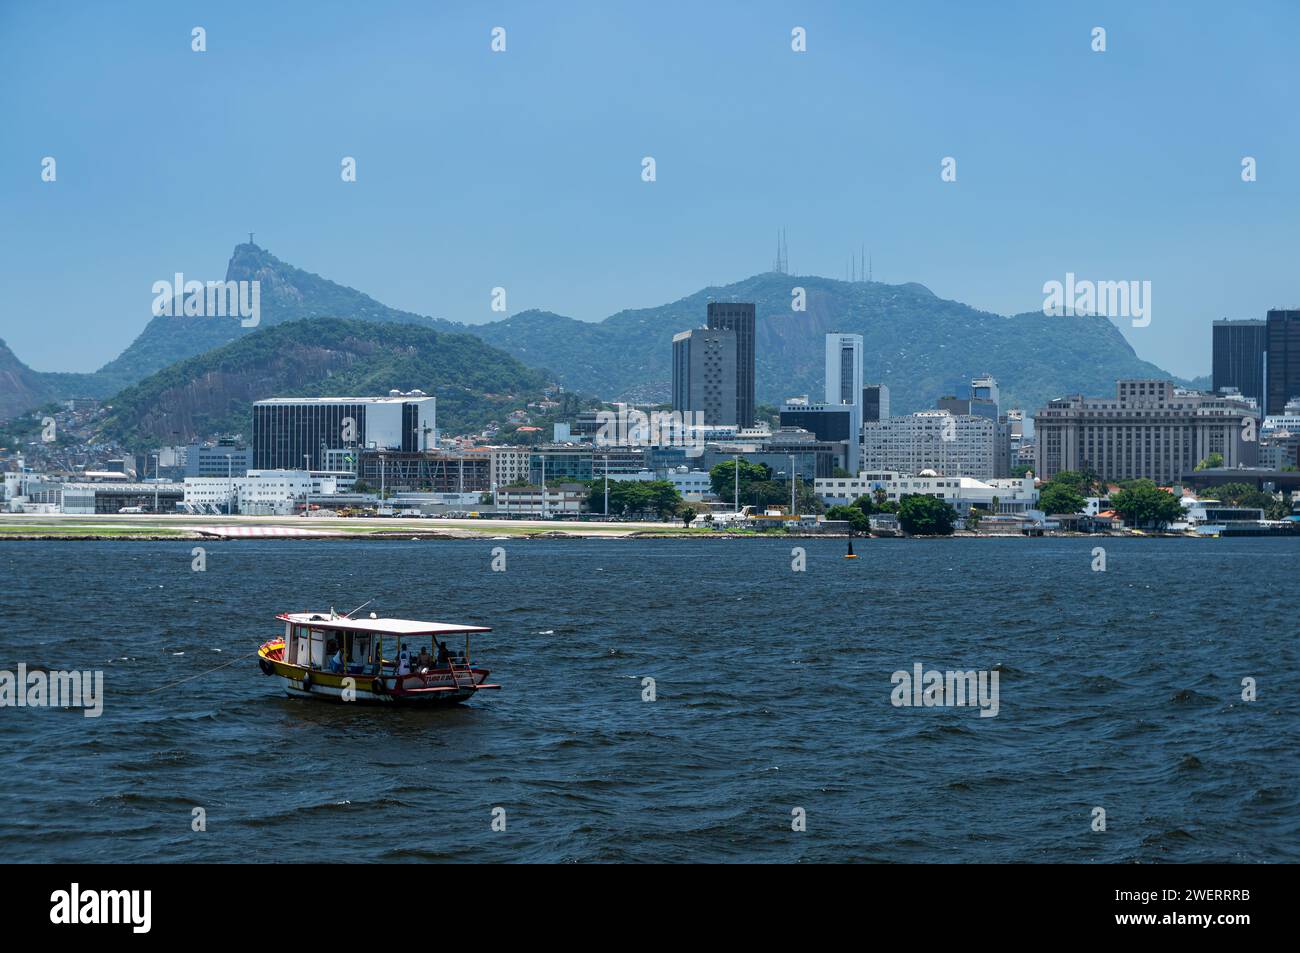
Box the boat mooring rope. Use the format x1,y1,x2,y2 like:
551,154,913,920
140,651,259,693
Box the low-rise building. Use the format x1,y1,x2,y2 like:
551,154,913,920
815,471,1039,514
494,483,587,516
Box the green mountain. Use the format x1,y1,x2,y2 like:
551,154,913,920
471,275,1182,415
3,242,1200,425
95,243,457,389
96,318,553,448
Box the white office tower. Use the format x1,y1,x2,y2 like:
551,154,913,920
824,333,864,472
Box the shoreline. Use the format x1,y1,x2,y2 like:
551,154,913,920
1,514,1283,541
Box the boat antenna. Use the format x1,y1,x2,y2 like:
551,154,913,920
342,598,375,619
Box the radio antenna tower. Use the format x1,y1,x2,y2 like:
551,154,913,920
773,228,789,274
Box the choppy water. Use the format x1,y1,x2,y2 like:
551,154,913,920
1,537,1296,863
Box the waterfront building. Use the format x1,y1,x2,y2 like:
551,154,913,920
494,483,587,516
814,471,1039,515
183,469,321,515
52,480,184,515
251,394,436,471
1033,380,1259,483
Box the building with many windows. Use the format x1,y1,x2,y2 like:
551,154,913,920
1212,318,1266,410
860,411,996,480
705,301,756,426
1266,309,1300,415
862,383,890,423
1033,380,1259,483
251,394,436,471
672,328,738,426
814,471,1039,515
823,333,863,472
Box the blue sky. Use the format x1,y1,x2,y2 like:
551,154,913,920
2,0,1297,378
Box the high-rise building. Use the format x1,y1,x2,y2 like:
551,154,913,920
1212,319,1266,410
672,328,738,425
1033,380,1259,483
1265,310,1300,415
862,384,890,422
824,333,863,471
252,394,436,471
706,302,756,426
825,333,864,407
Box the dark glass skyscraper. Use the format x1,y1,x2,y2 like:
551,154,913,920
706,301,755,427
1265,310,1300,415
1212,318,1266,410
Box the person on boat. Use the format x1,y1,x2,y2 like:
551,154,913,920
435,641,450,667
397,643,412,676
417,646,433,672
328,643,344,673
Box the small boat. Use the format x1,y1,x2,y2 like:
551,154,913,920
257,610,500,705
845,539,859,559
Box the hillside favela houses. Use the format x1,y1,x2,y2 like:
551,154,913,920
2,302,1299,536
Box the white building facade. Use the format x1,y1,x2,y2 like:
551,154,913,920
860,411,996,480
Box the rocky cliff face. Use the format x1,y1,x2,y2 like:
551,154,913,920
0,339,59,419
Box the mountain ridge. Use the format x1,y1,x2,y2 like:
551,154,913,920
0,243,1201,423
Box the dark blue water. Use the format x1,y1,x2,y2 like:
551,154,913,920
1,537,1296,862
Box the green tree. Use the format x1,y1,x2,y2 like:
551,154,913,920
853,494,876,517
709,459,771,505
1111,480,1183,529
1195,452,1225,471
1038,482,1086,515
826,504,869,534
1207,482,1255,505
896,494,956,536
1050,469,1099,496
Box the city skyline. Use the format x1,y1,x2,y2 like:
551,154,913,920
5,1,1300,379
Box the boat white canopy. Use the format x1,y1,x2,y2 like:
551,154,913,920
279,613,491,635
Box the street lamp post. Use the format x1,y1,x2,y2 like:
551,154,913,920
789,453,796,515
733,453,740,514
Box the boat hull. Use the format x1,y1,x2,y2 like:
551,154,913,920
257,641,497,706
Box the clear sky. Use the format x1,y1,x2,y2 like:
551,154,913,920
2,0,1297,378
